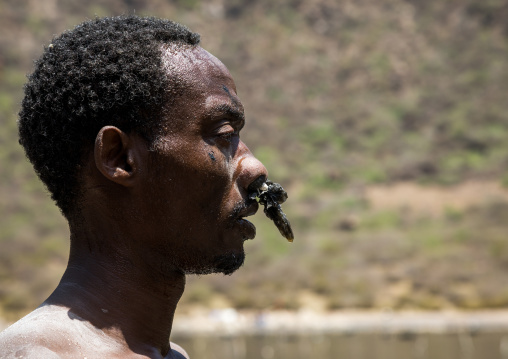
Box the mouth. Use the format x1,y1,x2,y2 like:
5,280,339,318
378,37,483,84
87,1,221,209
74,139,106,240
235,201,259,240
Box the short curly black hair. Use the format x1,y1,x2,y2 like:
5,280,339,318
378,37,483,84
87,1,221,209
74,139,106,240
19,15,200,217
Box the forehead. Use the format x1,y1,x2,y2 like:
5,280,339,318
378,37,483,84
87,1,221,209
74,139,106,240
161,45,237,102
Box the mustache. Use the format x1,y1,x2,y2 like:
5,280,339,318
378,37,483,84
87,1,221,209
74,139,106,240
229,198,257,220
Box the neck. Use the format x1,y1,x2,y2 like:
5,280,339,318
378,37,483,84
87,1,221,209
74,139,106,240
46,234,185,357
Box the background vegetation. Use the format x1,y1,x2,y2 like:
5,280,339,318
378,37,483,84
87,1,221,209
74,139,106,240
2,0,508,321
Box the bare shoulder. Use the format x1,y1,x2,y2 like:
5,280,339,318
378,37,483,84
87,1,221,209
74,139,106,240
0,323,61,358
0,305,77,358
0,341,61,359
170,342,190,359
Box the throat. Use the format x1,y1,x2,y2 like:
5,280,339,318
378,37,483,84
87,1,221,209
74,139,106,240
45,252,186,356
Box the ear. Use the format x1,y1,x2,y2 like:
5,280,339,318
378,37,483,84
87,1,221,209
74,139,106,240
94,126,139,187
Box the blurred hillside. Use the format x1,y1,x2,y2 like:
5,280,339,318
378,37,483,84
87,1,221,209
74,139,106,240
2,0,508,320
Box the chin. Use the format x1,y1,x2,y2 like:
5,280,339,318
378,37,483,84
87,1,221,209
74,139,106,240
182,250,245,276
212,250,246,275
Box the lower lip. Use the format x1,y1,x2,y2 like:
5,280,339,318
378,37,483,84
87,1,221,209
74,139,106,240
237,218,256,240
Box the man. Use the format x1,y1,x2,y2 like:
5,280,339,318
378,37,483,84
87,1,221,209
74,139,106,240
0,15,267,358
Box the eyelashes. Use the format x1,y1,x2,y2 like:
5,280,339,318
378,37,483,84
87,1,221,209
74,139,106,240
210,121,241,148
215,123,239,144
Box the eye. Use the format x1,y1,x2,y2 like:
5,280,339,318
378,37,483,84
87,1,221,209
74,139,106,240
214,124,239,144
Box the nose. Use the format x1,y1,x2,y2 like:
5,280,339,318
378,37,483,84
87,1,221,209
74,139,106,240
235,141,268,192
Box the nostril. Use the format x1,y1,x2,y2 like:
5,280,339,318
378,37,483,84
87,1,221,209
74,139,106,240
235,154,268,192
247,175,267,192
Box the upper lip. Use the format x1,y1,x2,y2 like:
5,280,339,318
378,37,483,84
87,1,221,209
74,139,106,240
238,201,259,219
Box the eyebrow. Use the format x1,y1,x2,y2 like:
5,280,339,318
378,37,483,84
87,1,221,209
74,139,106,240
207,103,245,128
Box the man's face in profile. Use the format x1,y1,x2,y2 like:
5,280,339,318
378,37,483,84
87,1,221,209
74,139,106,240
0,17,270,358
134,45,266,276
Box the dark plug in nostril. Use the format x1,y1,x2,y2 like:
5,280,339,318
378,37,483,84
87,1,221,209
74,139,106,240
247,175,294,242
248,175,267,192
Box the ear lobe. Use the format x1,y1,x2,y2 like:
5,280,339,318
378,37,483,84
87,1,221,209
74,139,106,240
94,126,137,187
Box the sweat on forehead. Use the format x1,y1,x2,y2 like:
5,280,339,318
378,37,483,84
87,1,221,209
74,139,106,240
161,45,235,93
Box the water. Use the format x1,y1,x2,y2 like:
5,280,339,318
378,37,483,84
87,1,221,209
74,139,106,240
173,331,508,359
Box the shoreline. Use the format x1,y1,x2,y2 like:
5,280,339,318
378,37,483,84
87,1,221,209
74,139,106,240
3,309,508,336
171,309,508,337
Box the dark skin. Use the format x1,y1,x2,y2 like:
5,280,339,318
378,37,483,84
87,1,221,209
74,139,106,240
0,45,267,358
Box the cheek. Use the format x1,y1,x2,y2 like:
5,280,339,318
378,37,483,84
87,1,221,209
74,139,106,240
159,147,233,212
145,138,241,225
200,158,234,212
189,148,242,223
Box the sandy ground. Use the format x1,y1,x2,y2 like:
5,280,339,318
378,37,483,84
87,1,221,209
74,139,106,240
365,181,508,217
